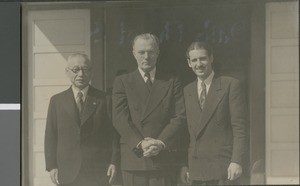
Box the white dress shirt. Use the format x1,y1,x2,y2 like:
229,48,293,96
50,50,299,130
72,85,89,102
138,67,156,83
197,71,214,99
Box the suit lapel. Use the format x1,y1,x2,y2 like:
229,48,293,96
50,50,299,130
62,87,81,126
81,86,99,126
195,77,225,138
141,73,170,121
126,70,149,121
129,70,150,105
187,80,203,126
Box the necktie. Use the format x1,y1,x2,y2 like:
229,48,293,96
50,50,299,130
76,91,84,115
199,81,206,110
145,72,152,91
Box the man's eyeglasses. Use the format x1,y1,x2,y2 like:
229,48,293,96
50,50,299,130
67,67,91,74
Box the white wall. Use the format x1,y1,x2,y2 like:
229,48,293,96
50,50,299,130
266,1,299,184
26,9,90,186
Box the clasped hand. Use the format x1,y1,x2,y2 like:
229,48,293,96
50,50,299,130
140,137,164,158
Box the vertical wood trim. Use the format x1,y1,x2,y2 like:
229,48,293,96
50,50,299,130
249,1,266,184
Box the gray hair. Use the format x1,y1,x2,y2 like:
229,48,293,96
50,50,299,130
132,33,160,50
67,53,91,66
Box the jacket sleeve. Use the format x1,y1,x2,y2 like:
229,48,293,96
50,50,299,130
112,76,144,152
157,78,186,150
229,79,248,165
110,129,121,166
105,94,121,166
44,96,58,171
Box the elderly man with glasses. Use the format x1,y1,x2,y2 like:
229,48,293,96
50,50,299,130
44,53,119,186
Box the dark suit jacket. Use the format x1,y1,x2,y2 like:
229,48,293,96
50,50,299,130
44,86,119,184
112,69,186,171
184,75,247,181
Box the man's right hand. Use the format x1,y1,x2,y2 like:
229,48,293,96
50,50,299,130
179,166,190,184
49,168,59,185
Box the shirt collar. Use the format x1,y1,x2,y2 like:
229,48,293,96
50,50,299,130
197,70,214,86
138,67,156,82
72,85,89,101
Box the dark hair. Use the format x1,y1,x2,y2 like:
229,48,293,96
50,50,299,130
186,42,213,59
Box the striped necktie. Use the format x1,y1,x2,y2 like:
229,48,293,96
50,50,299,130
145,72,152,91
199,81,206,110
76,91,84,115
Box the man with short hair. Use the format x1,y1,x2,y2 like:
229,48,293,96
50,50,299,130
112,33,186,186
180,42,247,185
44,53,118,186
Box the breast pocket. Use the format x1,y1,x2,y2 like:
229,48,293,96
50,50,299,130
128,102,140,113
162,98,170,112
216,106,230,126
133,103,139,111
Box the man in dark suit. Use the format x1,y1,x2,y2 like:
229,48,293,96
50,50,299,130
112,33,186,186
44,53,118,186
180,42,247,185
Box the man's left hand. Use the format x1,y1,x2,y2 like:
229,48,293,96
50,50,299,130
227,162,242,181
143,137,164,157
107,164,117,184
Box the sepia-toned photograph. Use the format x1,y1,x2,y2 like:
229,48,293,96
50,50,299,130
21,0,299,186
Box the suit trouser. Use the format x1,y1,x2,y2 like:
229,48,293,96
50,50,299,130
191,179,239,186
190,180,219,186
122,170,178,186
60,166,109,186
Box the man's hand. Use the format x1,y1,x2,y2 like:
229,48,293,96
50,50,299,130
227,162,242,181
142,137,164,157
143,144,160,157
49,168,59,185
140,138,154,152
107,164,117,185
179,166,190,184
